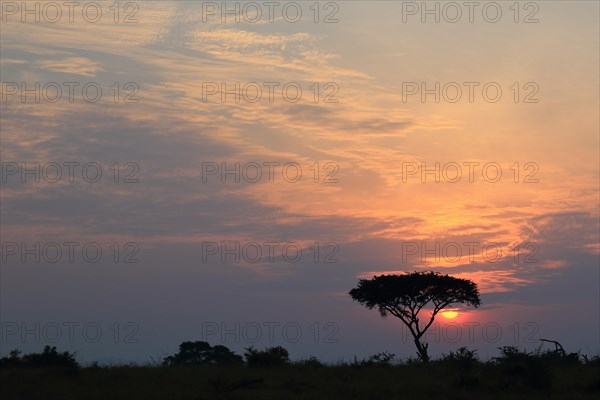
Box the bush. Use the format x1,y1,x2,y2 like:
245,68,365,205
494,346,532,362
162,341,242,366
350,352,396,367
441,347,479,369
295,356,324,367
583,354,600,366
244,346,290,367
0,346,79,370
365,352,395,366
493,346,552,391
494,345,580,367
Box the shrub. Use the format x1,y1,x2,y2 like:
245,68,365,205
0,346,79,370
295,356,324,367
162,341,243,366
493,346,552,391
441,347,479,369
350,352,396,367
244,346,290,367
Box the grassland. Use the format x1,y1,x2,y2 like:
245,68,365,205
2,360,599,400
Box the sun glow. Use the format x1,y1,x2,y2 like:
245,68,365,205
441,310,459,319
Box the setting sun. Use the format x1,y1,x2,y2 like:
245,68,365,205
441,310,459,319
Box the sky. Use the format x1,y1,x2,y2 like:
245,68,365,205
0,0,599,363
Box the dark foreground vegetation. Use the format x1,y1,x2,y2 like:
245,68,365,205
1,343,599,400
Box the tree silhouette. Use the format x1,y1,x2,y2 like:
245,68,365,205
244,346,290,367
0,346,79,369
349,271,481,362
162,341,242,366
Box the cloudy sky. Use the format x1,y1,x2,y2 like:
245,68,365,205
1,1,598,363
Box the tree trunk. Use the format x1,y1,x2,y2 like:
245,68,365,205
414,339,429,362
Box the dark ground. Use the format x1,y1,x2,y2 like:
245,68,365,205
2,361,599,400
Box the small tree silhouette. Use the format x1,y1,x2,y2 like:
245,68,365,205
349,271,481,362
162,341,242,366
0,346,79,370
244,346,290,367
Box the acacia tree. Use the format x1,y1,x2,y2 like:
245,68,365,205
349,271,481,362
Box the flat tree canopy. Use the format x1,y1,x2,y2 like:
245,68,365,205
349,271,481,361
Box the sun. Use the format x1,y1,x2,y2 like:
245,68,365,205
441,310,459,319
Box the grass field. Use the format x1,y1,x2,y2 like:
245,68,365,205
2,360,599,400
